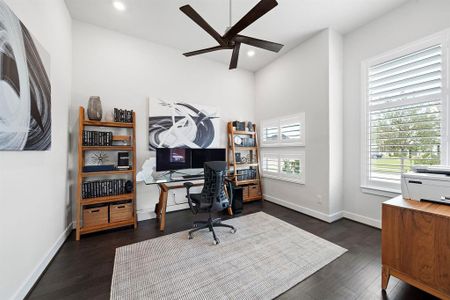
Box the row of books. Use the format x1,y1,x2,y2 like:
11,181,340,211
82,179,128,199
114,108,133,123
83,130,113,146
236,168,257,180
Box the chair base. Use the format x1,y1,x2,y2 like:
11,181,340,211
188,215,236,245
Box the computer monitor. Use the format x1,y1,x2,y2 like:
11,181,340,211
155,148,191,171
191,148,226,169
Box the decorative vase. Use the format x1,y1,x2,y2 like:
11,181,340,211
87,96,102,121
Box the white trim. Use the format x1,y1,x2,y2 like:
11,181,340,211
360,185,401,198
264,194,340,223
12,223,73,300
361,29,449,191
265,195,382,229
343,211,381,229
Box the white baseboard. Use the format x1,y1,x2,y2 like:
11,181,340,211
264,194,340,223
12,222,73,300
343,211,381,229
264,194,381,228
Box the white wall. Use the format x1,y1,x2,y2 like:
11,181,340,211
328,30,344,216
71,21,255,221
255,29,344,221
343,0,450,227
0,0,72,299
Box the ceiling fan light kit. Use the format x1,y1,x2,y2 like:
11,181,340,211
180,0,284,70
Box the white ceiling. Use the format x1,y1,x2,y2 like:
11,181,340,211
65,0,409,72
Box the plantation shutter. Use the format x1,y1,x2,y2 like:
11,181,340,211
262,154,279,173
280,115,302,142
367,44,443,185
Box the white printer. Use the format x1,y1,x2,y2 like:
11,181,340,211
401,166,450,205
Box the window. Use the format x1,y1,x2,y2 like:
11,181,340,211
261,113,305,146
362,33,449,192
261,152,305,184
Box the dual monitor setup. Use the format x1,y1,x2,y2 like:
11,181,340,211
156,148,226,178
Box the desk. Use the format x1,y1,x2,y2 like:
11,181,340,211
382,196,450,299
144,173,232,231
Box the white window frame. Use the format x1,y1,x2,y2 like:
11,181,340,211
261,150,306,184
361,30,450,194
260,113,305,147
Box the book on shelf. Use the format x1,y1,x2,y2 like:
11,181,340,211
82,179,127,199
83,130,113,146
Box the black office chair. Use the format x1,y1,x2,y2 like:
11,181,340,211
184,161,236,245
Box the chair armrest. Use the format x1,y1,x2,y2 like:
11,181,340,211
184,182,194,190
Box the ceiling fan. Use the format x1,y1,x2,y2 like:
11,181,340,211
180,0,284,69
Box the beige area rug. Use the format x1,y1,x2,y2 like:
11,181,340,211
111,212,347,300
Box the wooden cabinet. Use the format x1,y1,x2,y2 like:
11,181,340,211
382,196,450,299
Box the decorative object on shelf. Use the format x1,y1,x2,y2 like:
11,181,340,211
112,135,131,146
0,0,51,151
117,152,130,170
180,0,283,69
241,156,248,164
114,108,134,123
234,136,242,146
87,96,103,121
235,153,241,163
247,122,253,132
148,98,219,151
89,151,110,165
125,180,133,193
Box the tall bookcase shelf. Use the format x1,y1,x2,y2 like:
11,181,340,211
227,122,263,202
75,106,137,240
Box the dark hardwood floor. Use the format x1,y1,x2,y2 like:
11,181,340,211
27,201,437,300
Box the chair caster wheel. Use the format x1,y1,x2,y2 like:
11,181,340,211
188,234,193,240
231,228,236,234
193,224,198,228
213,239,220,245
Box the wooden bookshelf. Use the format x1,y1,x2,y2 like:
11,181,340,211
75,107,137,240
227,122,263,202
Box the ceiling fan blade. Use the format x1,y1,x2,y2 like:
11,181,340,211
223,0,278,40
183,45,230,57
180,5,225,46
234,35,283,52
229,42,241,70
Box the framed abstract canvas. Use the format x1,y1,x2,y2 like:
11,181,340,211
148,98,219,151
0,0,51,151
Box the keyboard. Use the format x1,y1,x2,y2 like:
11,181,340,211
182,174,204,179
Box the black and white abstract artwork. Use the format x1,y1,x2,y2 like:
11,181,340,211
0,0,51,151
148,98,219,151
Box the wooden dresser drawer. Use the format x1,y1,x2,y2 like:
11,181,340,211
83,206,108,227
110,202,133,223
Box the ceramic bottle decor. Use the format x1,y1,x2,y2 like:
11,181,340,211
87,96,102,121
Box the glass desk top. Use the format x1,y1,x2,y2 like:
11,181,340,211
143,171,205,185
